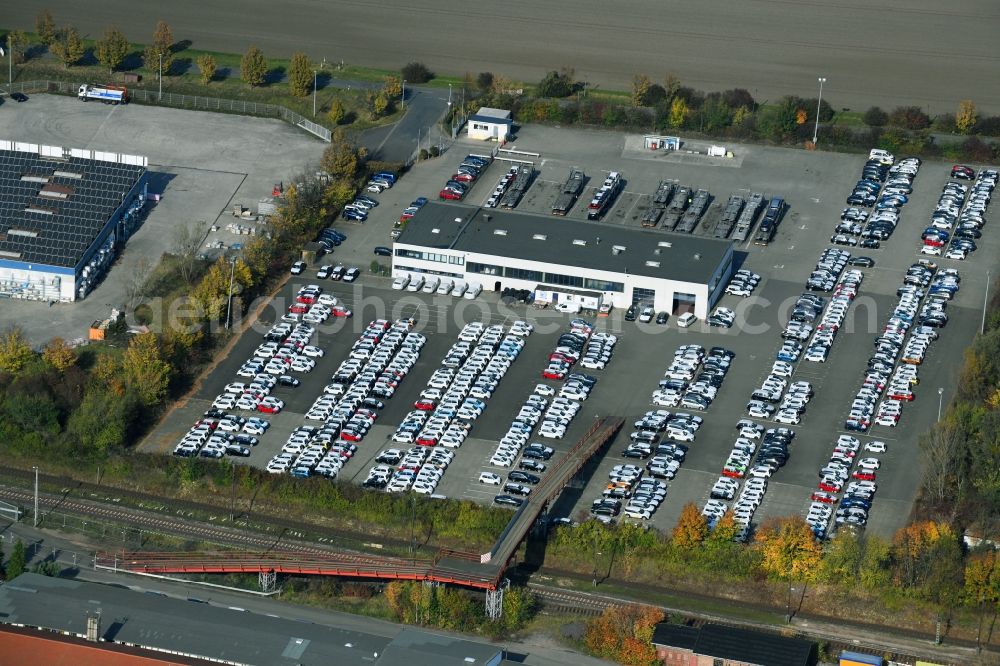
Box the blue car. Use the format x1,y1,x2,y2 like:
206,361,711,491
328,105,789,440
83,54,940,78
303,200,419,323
411,197,428,208
343,209,367,222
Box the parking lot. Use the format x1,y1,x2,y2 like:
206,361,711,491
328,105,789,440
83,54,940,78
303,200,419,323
142,122,998,540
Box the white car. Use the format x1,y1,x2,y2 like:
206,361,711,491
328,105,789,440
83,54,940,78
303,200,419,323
920,244,942,256
318,294,338,306
773,410,800,425
392,274,411,290
864,440,887,453
677,313,697,328
944,248,967,260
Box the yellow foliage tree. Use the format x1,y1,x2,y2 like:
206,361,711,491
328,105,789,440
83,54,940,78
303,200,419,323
327,98,346,125
964,551,1000,609
0,327,35,376
584,604,663,665
795,108,808,125
142,20,174,74
191,258,253,321
121,332,171,406
672,502,708,550
42,337,76,372
196,54,216,84
320,132,362,180
631,74,651,107
754,515,822,581
956,99,978,134
382,75,402,99
669,97,688,128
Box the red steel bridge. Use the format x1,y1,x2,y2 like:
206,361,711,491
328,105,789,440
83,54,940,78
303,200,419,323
96,417,624,596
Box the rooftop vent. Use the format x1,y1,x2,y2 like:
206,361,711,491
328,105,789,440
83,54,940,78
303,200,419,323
7,229,38,238
493,229,508,236
0,250,22,259
24,206,54,216
657,241,672,248
483,214,492,223
693,253,701,260
572,239,587,246
611,244,626,255
431,228,440,234
20,175,49,184
53,170,83,179
454,217,462,223
645,260,660,267
532,234,547,240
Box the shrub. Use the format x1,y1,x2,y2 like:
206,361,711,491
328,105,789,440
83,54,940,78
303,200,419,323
863,106,888,127
960,137,993,163
401,61,433,83
536,68,575,98
429,145,440,157
476,72,493,92
888,106,930,130
974,115,1000,137
419,148,429,161
722,88,755,110
932,113,957,134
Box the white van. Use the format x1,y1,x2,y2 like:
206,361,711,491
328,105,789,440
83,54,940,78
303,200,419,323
422,276,440,293
868,149,894,166
464,282,483,299
391,273,411,290
554,302,582,314
436,278,454,295
677,312,697,328
407,274,425,292
452,281,468,298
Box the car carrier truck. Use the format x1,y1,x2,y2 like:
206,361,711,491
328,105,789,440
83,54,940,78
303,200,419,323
78,84,129,104
551,169,586,216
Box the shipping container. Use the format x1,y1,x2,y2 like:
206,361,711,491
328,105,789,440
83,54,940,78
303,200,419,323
839,650,883,666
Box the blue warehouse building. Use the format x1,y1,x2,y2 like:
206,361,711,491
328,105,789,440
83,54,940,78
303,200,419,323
0,140,148,302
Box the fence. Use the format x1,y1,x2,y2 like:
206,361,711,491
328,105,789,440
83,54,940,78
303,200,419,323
6,80,331,143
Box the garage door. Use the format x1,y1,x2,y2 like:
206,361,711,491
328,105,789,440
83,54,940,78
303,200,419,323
632,287,655,307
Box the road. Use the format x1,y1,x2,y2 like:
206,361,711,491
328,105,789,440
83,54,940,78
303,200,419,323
6,0,1000,113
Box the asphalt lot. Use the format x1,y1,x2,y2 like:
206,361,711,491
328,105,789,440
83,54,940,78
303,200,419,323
7,0,999,113
143,121,997,541
0,95,326,344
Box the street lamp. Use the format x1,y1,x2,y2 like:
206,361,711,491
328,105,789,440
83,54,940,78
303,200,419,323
313,70,317,117
812,77,826,144
402,79,406,110
448,83,452,109
158,52,163,101
938,387,944,421
32,466,39,528
982,269,991,334
225,257,237,330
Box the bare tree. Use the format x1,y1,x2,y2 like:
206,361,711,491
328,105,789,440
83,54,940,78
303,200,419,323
123,256,154,312
173,222,203,284
919,423,966,506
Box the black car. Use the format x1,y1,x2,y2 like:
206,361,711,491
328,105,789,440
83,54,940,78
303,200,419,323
363,478,388,489
204,408,227,418
11,92,28,102
859,238,881,249
343,267,360,282
655,312,669,325
277,375,300,387
225,444,251,457
624,305,637,321
494,495,523,508
621,448,650,459
519,459,546,473
522,448,552,461
373,246,392,256
508,471,540,485
848,256,875,267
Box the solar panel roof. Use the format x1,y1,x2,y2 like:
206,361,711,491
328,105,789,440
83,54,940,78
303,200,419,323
0,149,145,268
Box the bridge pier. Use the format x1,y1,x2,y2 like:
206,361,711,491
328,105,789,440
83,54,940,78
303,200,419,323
485,578,509,621
259,570,276,593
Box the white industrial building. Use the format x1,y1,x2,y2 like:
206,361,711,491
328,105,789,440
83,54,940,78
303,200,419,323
392,203,734,318
0,140,148,302
467,107,513,142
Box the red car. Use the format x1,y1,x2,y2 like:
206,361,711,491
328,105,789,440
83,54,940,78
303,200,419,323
721,467,744,479
549,352,576,364
296,294,317,304
922,236,946,248
332,305,353,318
451,172,475,183
289,303,309,314
399,213,415,223
811,491,838,504
542,369,566,380
413,399,436,411
852,470,877,481
439,189,463,201
340,430,364,442
416,436,438,446
257,403,279,414
818,480,843,493
951,165,975,180
888,391,914,401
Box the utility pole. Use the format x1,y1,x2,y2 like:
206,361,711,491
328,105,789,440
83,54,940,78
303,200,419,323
812,77,826,144
158,52,163,101
401,79,406,110
982,269,991,334
313,70,317,117
32,466,39,527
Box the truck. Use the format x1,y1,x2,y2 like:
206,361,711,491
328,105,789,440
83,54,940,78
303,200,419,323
660,186,691,231
676,188,710,233
731,192,764,242
713,193,746,239
641,181,675,227
753,196,785,246
587,171,623,220
551,169,586,216
498,164,534,209
78,84,129,104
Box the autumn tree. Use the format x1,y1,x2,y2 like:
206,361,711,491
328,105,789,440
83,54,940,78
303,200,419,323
327,97,346,125
672,502,708,550
863,106,888,127
663,72,681,101
919,422,966,507
42,337,75,372
965,551,1000,646
172,221,204,284
196,54,216,84
5,30,28,65
287,52,312,97
584,604,663,666
191,258,253,321
67,388,131,452
382,75,402,100
121,332,171,406
49,26,84,68
754,516,822,582
956,100,979,134
631,74,651,107
892,521,962,593
320,132,363,180
95,26,129,74
36,10,56,45
241,46,267,87
0,327,35,376
123,256,154,312
370,91,389,119
817,530,863,584
143,20,174,75
668,97,689,128
6,540,26,580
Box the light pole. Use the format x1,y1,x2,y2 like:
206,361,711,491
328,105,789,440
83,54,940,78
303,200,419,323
5,39,11,91
448,83,452,110
32,466,39,528
982,269,991,334
938,387,944,421
158,52,163,101
225,257,237,330
812,77,826,144
313,69,317,117
401,79,406,110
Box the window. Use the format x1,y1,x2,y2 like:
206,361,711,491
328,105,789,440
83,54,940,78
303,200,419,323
394,249,463,265
543,272,583,288
505,266,543,282
468,261,503,276
583,278,624,292
713,660,724,666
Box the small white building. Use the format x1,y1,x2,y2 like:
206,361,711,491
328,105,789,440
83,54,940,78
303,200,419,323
467,107,512,142
391,203,734,319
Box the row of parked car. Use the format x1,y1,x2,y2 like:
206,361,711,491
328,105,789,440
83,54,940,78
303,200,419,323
173,412,268,458
266,318,422,478
591,464,669,522
540,319,611,380
835,151,921,248
807,435,886,539
365,445,456,495
390,272,483,300
920,167,995,260
438,154,493,201
843,262,956,432
484,165,522,209
651,344,734,411
802,263,866,364
724,269,761,298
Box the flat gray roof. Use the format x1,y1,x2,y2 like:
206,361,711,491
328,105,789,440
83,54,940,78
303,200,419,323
396,203,731,284
0,574,500,666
